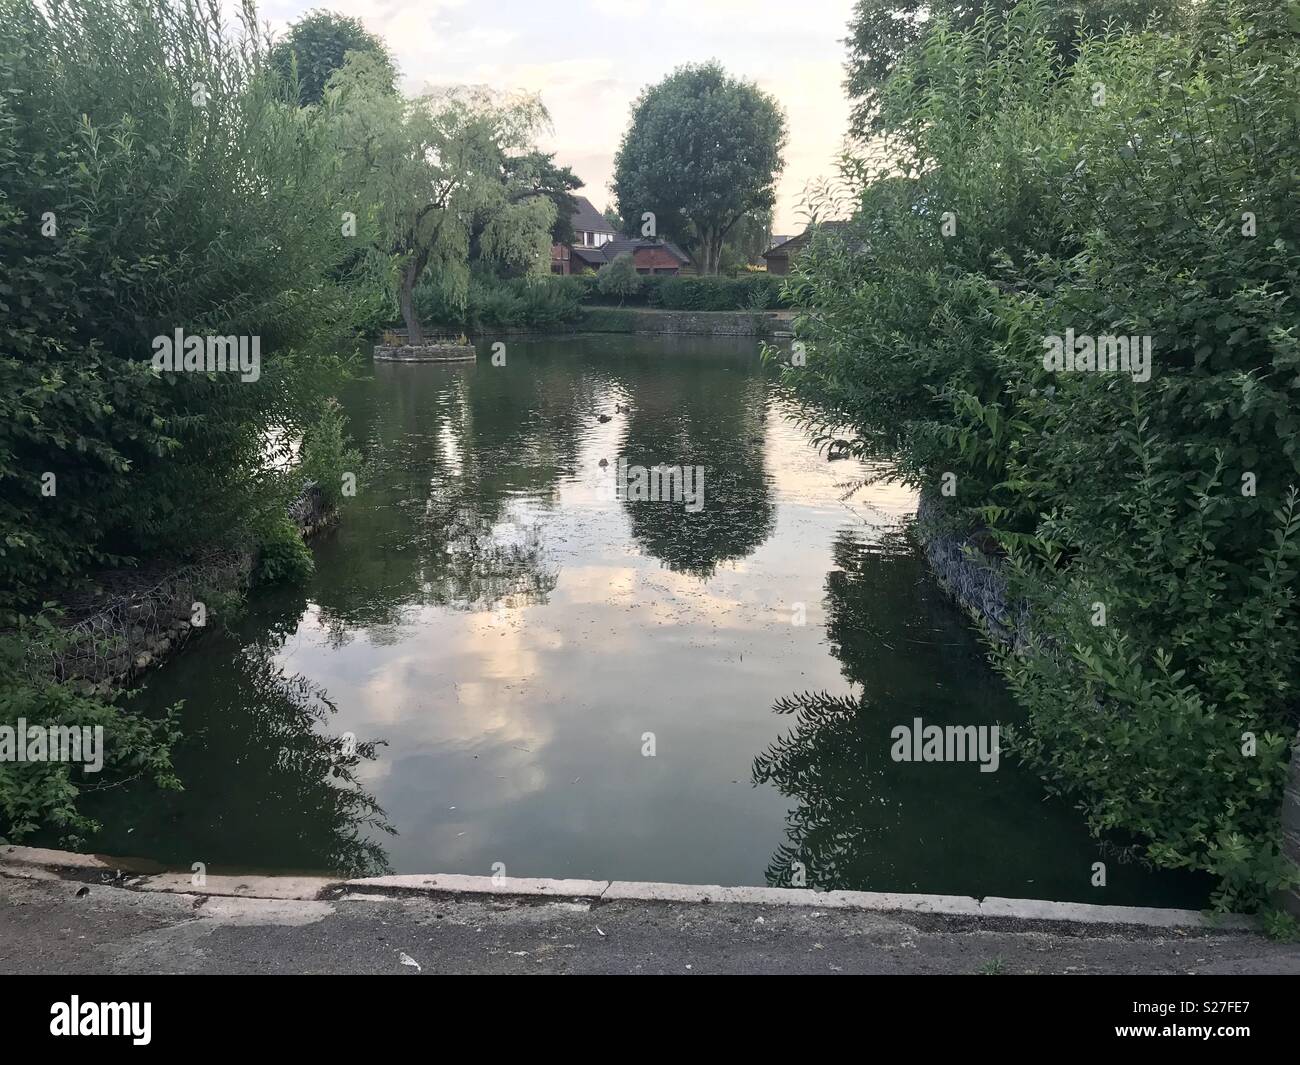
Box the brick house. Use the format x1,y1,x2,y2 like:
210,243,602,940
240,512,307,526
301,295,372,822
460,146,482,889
570,237,690,275
551,195,691,276
551,195,616,274
762,220,854,275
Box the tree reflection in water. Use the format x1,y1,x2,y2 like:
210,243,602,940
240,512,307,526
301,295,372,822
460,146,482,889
751,528,1015,893
752,690,884,890
618,369,775,579
75,588,394,877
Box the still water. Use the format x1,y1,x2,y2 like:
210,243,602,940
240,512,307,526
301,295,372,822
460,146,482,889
80,334,1206,906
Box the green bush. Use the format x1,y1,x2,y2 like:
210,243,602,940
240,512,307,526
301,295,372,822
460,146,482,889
0,0,360,617
787,0,1300,910
254,518,315,585
596,252,642,305
425,267,790,318
414,273,586,329
300,400,362,510
582,272,787,310
0,619,180,846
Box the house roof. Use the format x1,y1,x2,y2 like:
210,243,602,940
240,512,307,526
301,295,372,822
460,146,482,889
606,238,690,263
762,219,854,260
570,195,616,236
571,238,691,267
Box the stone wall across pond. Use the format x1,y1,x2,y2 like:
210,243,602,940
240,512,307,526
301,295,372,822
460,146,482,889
373,342,476,362
580,309,782,336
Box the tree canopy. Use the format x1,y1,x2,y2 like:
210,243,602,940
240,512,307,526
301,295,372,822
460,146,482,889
843,0,1176,135
328,56,558,341
271,8,397,105
612,62,786,275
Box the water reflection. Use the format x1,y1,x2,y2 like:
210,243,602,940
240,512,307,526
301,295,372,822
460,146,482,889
76,589,394,877
70,336,1207,904
753,528,1210,906
618,365,775,579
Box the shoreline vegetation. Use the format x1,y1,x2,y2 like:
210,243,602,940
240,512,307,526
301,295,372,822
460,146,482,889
2,0,1297,931
781,0,1300,923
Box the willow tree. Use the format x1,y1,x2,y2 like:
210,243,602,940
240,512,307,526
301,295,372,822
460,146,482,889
329,55,557,342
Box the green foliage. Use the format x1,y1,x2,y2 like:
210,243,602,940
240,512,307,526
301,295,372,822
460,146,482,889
596,252,642,305
582,273,788,311
300,399,362,510
719,209,775,271
790,0,1300,909
270,8,396,106
254,518,315,584
0,0,361,617
328,59,558,342
844,0,1178,135
613,62,787,274
651,274,786,311
495,151,583,248
1259,909,1300,941
416,274,587,329
0,618,180,846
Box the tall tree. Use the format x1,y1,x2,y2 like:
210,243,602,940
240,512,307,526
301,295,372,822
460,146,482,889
612,62,786,275
500,151,582,247
329,55,557,342
844,0,1176,136
271,9,397,106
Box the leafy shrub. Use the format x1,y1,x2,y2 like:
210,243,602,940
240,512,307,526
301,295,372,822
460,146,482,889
787,0,1300,910
0,618,180,846
300,400,362,510
0,0,359,617
596,252,642,305
414,273,585,329
581,272,788,310
254,518,315,584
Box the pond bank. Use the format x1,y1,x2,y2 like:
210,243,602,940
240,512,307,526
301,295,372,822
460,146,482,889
404,308,793,341
912,490,1300,918
6,846,1296,975
42,482,334,691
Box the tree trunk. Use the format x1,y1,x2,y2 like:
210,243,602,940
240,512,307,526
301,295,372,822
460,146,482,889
701,229,723,275
399,257,425,344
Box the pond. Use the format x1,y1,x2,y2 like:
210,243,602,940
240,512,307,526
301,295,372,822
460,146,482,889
78,333,1207,907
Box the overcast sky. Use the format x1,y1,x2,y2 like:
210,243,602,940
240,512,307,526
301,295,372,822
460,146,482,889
253,0,857,234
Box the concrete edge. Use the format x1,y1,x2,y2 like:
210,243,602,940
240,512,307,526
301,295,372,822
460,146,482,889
0,846,1256,931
